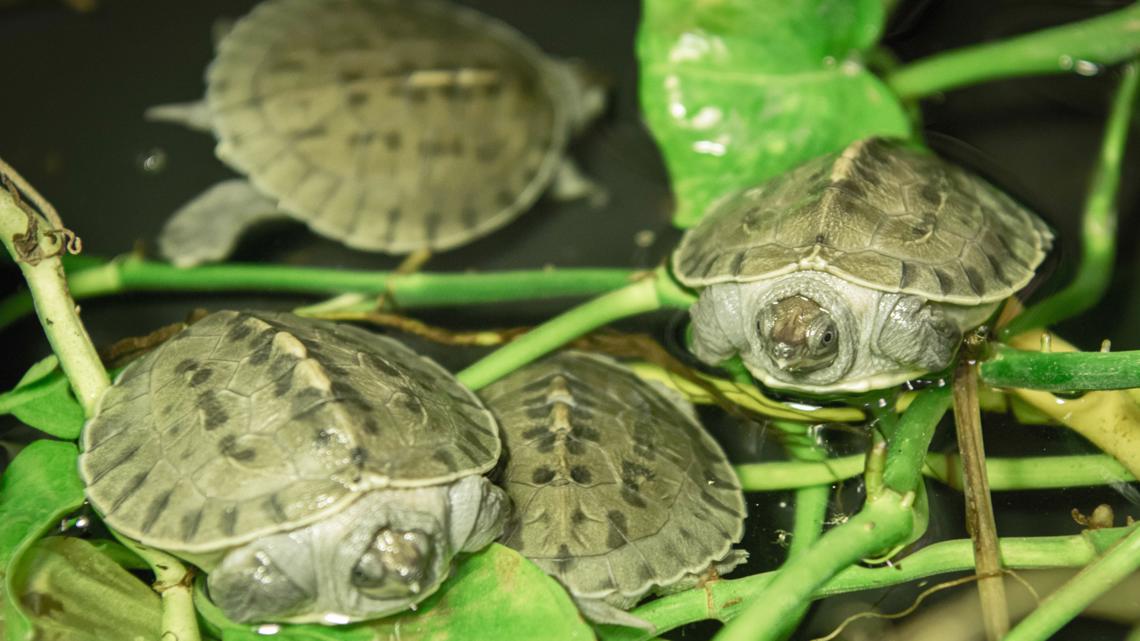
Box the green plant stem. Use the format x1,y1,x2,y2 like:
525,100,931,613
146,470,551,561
736,452,1132,492
713,388,950,641
885,5,1140,100
979,346,1140,391
111,532,200,641
0,183,109,414
600,527,1131,640
0,256,639,329
457,268,694,390
1004,60,1140,337
1004,525,1140,641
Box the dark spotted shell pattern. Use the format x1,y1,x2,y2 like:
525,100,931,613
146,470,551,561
79,311,500,553
206,0,568,253
479,351,745,602
673,138,1053,306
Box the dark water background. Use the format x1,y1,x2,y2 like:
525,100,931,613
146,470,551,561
0,0,1138,639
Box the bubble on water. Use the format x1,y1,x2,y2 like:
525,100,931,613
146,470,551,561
137,148,167,174
633,229,656,248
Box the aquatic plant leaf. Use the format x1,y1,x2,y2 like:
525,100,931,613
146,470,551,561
0,357,84,440
202,544,594,641
9,537,160,641
637,0,913,227
0,441,85,641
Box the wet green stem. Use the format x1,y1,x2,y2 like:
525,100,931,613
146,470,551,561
600,525,1132,641
111,532,200,641
734,452,1133,491
0,256,639,330
1004,60,1139,337
0,173,108,414
1004,524,1140,641
979,346,1140,391
711,387,950,641
885,5,1140,100
457,267,694,390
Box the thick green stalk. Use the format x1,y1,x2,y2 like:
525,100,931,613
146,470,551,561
886,5,1140,100
1004,525,1140,641
979,346,1140,391
735,453,1132,492
111,532,200,641
1004,60,1139,337
713,388,950,641
0,176,108,413
457,268,693,390
598,528,1131,640
0,257,638,329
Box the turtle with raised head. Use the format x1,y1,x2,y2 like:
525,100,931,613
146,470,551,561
673,138,1053,395
479,351,746,629
150,0,604,265
78,310,506,624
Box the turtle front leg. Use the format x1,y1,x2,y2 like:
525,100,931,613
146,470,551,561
159,179,288,267
687,284,751,369
445,475,509,554
874,294,961,372
550,159,608,207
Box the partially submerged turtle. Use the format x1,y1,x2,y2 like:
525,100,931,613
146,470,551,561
78,310,506,624
673,138,1053,394
479,351,746,629
150,0,604,265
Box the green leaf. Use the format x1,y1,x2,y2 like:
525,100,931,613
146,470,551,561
0,357,85,440
0,441,85,641
637,0,913,227
8,537,161,641
200,544,595,641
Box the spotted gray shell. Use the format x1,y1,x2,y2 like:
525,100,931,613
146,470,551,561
479,351,745,603
673,138,1053,306
205,0,568,253
78,310,500,553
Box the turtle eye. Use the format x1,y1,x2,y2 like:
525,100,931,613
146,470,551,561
351,528,436,598
812,321,839,356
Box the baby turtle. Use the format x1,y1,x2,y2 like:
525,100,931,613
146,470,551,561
78,310,506,624
149,0,604,265
673,138,1053,395
479,351,746,629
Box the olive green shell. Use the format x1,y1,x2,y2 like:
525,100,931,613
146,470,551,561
205,0,568,253
78,310,499,554
673,138,1053,306
479,351,745,603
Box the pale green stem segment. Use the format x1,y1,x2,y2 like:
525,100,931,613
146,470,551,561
979,346,1140,391
1004,525,1140,641
712,387,951,641
111,532,201,641
885,5,1140,100
457,267,695,390
1004,60,1140,337
0,177,108,414
734,453,1133,492
600,527,1131,639
0,256,638,329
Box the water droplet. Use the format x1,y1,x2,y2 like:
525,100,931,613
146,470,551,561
256,624,281,636
692,140,727,156
322,613,351,625
1074,60,1102,76
137,148,167,174
822,55,837,68
633,229,656,248
1058,55,1074,70
690,106,722,129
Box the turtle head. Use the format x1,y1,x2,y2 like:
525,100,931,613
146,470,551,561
350,527,438,598
759,295,839,374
